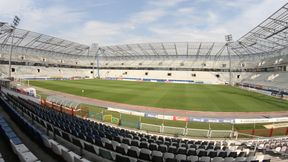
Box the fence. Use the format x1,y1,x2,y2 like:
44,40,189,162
75,109,288,138
44,101,288,139
239,127,288,137
140,123,161,133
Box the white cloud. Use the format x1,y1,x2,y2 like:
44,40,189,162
220,0,287,39
0,0,85,36
148,0,187,7
129,9,166,25
0,0,32,22
177,7,193,14
22,6,85,33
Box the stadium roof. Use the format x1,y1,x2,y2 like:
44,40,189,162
100,3,288,58
231,3,288,55
1,3,288,58
99,42,233,57
0,23,90,56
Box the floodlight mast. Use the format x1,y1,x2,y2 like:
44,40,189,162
91,43,99,79
94,48,101,79
8,16,21,79
225,34,233,85
96,48,104,78
93,46,102,79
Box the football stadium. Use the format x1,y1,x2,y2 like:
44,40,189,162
0,1,288,162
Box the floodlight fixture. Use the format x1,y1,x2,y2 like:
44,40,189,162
225,34,233,42
12,16,20,28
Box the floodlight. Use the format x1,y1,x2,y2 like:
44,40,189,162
225,34,233,42
12,16,21,28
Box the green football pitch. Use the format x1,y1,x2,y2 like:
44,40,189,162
29,79,288,112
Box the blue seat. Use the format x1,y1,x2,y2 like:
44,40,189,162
10,137,22,145
4,131,17,139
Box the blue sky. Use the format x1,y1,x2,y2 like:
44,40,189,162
0,0,287,45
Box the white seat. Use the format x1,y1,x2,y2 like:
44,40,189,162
11,144,29,155
42,138,52,149
19,151,38,162
51,141,68,156
74,157,91,162
62,149,81,162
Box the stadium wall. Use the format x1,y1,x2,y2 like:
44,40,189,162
99,69,251,84
0,65,252,84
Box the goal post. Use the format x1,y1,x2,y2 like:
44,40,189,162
140,123,162,133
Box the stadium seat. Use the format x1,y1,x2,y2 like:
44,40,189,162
140,141,149,149
235,157,246,162
208,150,218,158
163,152,175,161
123,138,131,145
175,154,187,161
177,147,187,154
104,142,114,151
151,150,163,162
115,154,130,162
223,157,234,162
149,143,158,151
127,146,140,158
131,140,140,147
84,143,96,154
159,144,168,153
212,157,224,162
198,150,208,157
166,158,177,162
99,148,114,160
168,146,177,154
139,148,151,161
218,151,227,158
228,152,237,158
187,148,197,156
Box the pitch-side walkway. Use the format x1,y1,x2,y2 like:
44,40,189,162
36,87,288,119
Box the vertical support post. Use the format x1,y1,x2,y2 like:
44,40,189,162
208,123,211,138
101,110,104,121
252,122,256,135
138,116,141,129
161,114,164,133
119,113,122,126
227,45,232,85
185,121,188,136
269,128,274,137
8,31,14,78
225,34,233,85
231,123,234,139
96,48,100,78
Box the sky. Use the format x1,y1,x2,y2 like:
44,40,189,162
0,0,287,46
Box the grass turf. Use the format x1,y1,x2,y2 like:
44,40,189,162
29,79,288,112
